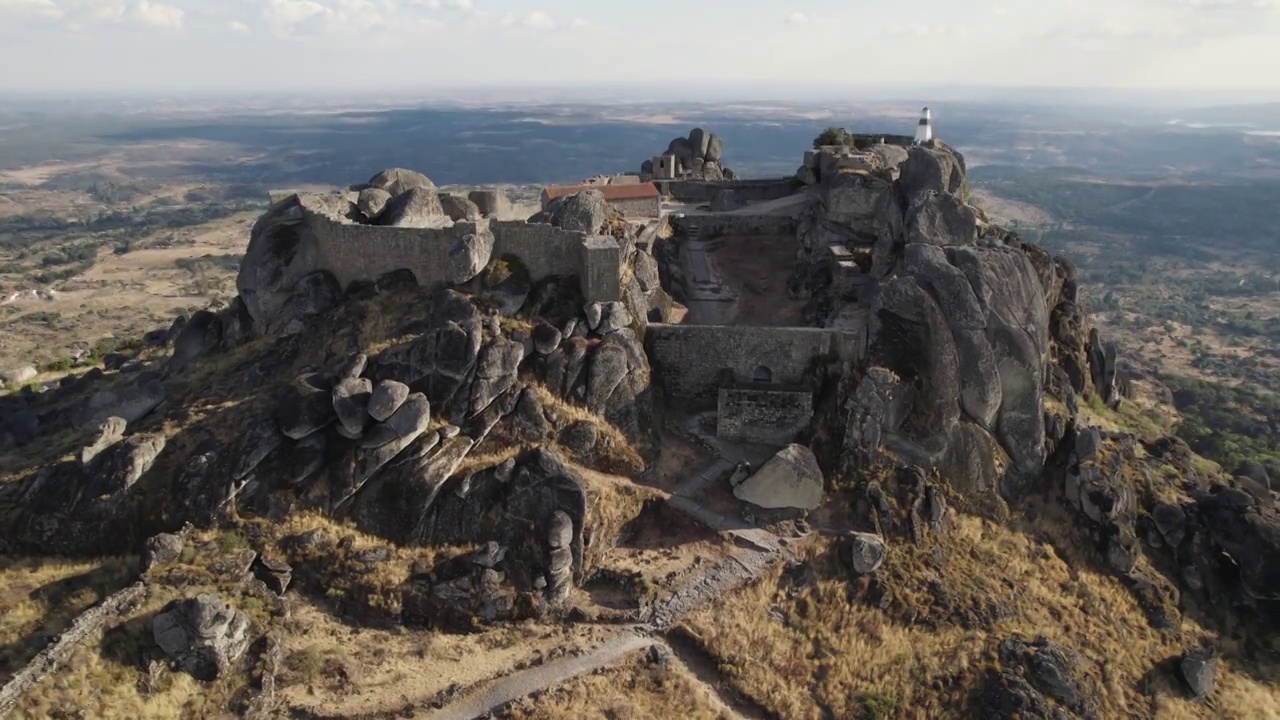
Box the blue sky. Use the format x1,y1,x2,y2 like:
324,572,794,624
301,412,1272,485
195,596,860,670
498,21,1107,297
1,0,1278,96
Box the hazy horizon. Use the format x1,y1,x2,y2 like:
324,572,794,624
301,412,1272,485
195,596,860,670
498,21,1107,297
3,0,1280,102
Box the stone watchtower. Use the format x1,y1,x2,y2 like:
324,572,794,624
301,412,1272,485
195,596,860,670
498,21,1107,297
650,154,677,180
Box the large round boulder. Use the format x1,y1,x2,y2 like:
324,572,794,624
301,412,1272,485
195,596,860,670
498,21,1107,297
367,167,435,197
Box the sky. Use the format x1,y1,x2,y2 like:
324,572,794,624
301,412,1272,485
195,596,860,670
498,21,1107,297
1,0,1279,99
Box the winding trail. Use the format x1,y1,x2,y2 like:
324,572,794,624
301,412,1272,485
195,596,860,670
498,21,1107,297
425,421,787,720
427,448,788,717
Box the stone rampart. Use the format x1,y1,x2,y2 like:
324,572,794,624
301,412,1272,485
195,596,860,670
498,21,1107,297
670,213,798,239
717,386,814,445
303,204,624,302
489,221,588,281
660,178,801,204
306,208,458,290
645,323,866,401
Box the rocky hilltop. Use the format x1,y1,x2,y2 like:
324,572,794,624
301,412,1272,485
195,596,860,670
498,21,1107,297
0,133,1275,719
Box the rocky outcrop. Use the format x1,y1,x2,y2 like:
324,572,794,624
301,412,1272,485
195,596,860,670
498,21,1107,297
533,189,610,235
797,136,1111,517
639,127,736,181
367,167,435,198
152,594,252,680
374,187,448,228
982,636,1100,719
440,193,482,222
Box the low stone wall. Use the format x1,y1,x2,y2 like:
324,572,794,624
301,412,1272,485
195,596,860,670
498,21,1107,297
660,178,801,204
645,323,866,401
717,386,814,446
669,214,798,239
0,581,148,715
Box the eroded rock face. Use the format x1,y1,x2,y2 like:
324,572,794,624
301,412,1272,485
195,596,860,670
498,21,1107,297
152,594,251,681
801,139,1091,511
236,197,316,336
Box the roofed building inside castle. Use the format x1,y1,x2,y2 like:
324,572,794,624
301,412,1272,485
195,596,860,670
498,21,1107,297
540,181,662,219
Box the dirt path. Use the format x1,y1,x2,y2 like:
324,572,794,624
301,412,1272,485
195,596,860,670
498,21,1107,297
424,630,653,720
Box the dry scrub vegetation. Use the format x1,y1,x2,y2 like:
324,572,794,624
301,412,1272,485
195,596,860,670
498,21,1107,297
680,515,1280,720
502,650,731,720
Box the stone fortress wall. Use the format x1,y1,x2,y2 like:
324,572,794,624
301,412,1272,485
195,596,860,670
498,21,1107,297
717,386,815,446
668,213,799,239
658,178,800,204
645,323,867,402
301,202,624,303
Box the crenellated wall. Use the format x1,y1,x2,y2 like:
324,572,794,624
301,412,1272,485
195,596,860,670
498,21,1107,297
645,323,867,401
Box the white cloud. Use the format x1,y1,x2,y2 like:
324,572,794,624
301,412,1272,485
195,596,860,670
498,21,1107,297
129,0,182,29
264,0,323,27
886,23,967,37
444,0,472,9
523,10,554,29
228,19,250,34
787,12,809,25
570,17,589,29
79,0,124,21
0,0,65,19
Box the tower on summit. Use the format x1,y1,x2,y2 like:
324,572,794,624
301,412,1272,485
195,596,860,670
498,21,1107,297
914,106,933,144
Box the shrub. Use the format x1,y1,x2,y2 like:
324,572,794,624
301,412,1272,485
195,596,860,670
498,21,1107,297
814,126,854,149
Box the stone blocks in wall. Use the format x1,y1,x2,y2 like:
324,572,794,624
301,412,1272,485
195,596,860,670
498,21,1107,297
579,236,623,304
645,323,866,402
717,386,814,446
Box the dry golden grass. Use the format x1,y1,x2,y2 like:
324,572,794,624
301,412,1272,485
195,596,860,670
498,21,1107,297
275,598,599,718
7,527,284,719
501,650,730,720
527,383,645,476
9,585,233,720
682,515,1280,720
0,555,137,680
242,510,470,625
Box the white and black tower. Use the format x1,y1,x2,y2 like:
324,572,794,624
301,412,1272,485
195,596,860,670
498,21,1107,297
914,106,933,144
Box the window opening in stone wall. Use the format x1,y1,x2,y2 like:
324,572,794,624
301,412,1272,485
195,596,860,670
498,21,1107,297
753,366,772,384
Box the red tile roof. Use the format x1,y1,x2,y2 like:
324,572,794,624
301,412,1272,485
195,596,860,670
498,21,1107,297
543,182,660,202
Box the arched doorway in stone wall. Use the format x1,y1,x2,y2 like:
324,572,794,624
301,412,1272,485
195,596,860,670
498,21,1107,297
753,366,773,384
